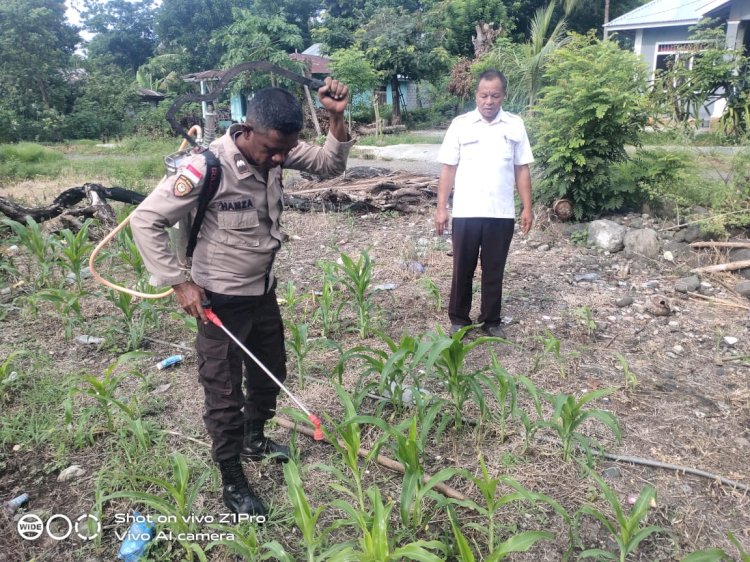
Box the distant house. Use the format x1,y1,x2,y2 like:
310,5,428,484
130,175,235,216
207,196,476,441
604,0,750,123
136,88,165,108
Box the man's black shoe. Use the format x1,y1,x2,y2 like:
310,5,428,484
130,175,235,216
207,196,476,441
241,435,291,462
450,324,470,336
241,420,290,463
482,324,507,338
218,457,267,516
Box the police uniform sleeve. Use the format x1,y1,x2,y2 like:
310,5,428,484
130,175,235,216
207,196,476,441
130,155,208,287
283,130,356,178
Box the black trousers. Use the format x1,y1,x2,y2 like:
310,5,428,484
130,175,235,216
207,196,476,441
196,285,286,462
449,217,515,327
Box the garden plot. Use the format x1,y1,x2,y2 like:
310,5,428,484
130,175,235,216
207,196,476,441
0,189,749,562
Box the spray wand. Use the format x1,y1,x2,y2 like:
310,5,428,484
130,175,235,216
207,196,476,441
203,307,324,441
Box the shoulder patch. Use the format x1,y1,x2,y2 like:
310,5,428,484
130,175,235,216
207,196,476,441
173,176,194,197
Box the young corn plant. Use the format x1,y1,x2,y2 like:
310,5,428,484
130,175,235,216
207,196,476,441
312,265,342,338
615,353,638,392
544,388,621,461
31,288,84,340
448,507,554,561
288,322,312,388
264,460,353,562
485,355,519,442
100,453,210,562
334,250,376,338
106,290,161,351
343,332,424,415
576,470,662,562
420,276,442,311
574,305,597,339
56,219,94,291
282,280,301,320
420,327,498,428
2,217,58,287
532,329,577,378
318,385,388,511
331,486,446,561
456,456,570,554
0,350,26,400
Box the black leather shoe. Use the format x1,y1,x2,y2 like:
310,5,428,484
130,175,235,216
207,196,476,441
482,324,507,338
241,436,291,463
450,324,470,336
218,458,267,516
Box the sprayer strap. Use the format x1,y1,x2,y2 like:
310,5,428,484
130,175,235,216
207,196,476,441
186,150,222,260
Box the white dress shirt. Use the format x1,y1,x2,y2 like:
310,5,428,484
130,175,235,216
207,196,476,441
437,108,534,219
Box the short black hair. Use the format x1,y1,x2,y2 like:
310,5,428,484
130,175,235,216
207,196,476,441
478,69,507,94
246,87,304,134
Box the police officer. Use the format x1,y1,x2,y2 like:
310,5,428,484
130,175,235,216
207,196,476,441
131,78,353,515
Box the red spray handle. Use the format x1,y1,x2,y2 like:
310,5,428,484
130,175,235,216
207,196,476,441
309,414,324,441
204,308,222,327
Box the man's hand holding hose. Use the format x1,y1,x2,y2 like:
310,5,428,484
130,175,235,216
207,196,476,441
172,280,208,323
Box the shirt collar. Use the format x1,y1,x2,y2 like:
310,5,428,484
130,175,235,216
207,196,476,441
470,107,508,125
219,124,266,182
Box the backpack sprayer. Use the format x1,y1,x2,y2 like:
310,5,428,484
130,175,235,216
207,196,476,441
88,62,328,439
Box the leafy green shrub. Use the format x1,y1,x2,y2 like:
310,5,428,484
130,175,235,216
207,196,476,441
133,102,176,139
533,33,649,219
610,149,704,210
0,143,64,180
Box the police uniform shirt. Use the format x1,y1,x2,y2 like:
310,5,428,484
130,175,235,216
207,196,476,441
131,125,355,295
437,108,534,219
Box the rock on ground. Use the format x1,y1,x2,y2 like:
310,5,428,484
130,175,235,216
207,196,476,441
588,220,627,252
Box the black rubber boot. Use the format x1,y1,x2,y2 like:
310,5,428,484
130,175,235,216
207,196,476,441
218,457,267,516
241,420,290,463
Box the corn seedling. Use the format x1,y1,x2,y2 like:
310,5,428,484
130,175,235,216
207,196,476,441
457,455,569,553
574,305,597,339
532,329,576,378
420,276,442,311
420,327,497,428
449,507,554,561
55,219,94,291
318,385,388,511
681,532,750,562
2,217,57,287
615,353,638,392
334,250,375,338
268,459,353,562
288,322,312,388
343,332,424,415
576,469,662,562
106,289,161,350
543,388,621,461
31,288,84,340
331,486,446,561
205,523,261,560
100,453,210,561
312,268,342,338
0,350,26,399
282,280,301,320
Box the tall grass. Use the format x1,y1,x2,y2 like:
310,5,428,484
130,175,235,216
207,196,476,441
0,143,65,180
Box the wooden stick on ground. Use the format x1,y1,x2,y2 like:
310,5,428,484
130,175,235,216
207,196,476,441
690,241,750,249
691,259,750,274
686,291,750,311
275,417,467,501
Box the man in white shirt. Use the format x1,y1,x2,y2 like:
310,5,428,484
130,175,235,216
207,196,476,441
435,69,533,337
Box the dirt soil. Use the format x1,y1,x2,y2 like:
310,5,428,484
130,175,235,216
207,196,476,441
0,162,749,561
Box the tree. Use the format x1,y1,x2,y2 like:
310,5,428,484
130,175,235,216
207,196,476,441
533,33,649,219
155,0,245,71
250,0,320,47
0,0,79,141
329,48,382,125
478,2,570,112
355,6,451,123
81,0,156,71
212,8,304,88
430,0,512,58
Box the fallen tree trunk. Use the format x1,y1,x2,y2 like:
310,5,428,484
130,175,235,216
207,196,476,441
0,184,145,227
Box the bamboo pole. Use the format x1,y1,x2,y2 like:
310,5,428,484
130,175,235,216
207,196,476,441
690,241,750,249
690,259,750,274
275,417,467,501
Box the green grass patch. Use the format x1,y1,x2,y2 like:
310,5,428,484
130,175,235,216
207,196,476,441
357,132,444,146
0,143,65,181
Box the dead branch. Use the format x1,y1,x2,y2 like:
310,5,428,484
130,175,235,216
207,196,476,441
690,259,750,274
690,241,750,249
686,291,750,310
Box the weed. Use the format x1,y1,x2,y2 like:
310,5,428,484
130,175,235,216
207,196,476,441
570,228,589,246
543,388,621,461
0,350,26,400
100,453,211,561
576,469,662,562
681,532,750,561
574,306,597,339
2,217,57,287
420,277,442,311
